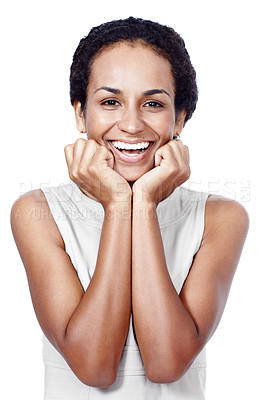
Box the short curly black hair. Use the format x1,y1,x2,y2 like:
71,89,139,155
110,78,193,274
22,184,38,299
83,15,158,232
70,17,198,124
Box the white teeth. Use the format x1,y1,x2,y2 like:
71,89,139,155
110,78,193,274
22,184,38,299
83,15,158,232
111,141,150,150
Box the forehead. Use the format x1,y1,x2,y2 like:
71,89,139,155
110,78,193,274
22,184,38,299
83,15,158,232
88,42,175,96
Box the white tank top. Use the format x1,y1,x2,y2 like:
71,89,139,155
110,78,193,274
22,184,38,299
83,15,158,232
42,183,209,400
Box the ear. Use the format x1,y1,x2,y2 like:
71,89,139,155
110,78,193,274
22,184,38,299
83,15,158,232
174,109,187,135
73,101,86,133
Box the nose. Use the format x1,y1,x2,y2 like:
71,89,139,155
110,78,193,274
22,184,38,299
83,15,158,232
117,106,146,134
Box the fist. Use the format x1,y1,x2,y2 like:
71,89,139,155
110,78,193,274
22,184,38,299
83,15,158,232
133,138,190,206
64,138,131,208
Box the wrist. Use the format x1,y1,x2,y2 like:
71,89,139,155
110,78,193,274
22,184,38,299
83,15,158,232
104,198,132,220
133,189,158,208
101,182,132,210
132,179,160,208
132,199,157,221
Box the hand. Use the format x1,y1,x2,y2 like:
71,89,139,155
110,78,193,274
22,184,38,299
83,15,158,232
132,139,190,206
64,138,132,209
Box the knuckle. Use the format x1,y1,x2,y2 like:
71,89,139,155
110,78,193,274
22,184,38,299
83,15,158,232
85,139,93,148
99,144,108,154
179,158,187,170
76,138,86,145
87,163,97,175
87,139,96,144
69,171,75,181
78,165,88,179
169,165,176,175
64,144,72,154
87,139,99,149
183,165,191,180
175,162,189,179
71,168,79,180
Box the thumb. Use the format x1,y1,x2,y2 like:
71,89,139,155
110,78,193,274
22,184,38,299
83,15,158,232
154,146,165,167
98,145,114,169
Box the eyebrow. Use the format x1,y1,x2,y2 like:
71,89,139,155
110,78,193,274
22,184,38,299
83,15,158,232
143,89,170,97
94,86,170,97
94,86,122,95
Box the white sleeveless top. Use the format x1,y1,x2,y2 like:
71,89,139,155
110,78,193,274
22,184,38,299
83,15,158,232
42,183,209,400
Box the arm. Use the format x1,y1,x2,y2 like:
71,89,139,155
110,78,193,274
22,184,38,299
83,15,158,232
11,139,132,388
132,140,249,383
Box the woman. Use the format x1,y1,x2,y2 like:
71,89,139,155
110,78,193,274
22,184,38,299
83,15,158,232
11,17,249,399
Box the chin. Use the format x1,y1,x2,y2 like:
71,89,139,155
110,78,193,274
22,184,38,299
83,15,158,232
115,165,152,182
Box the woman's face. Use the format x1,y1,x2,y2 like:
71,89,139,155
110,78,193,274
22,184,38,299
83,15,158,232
75,41,186,182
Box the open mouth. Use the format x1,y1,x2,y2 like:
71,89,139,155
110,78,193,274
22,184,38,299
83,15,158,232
109,140,153,156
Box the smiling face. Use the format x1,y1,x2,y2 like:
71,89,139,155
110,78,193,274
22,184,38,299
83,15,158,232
74,41,186,181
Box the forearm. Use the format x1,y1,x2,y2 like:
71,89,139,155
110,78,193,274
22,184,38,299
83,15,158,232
132,200,200,382
62,201,132,386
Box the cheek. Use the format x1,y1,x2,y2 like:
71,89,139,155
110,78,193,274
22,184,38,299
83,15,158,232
85,109,119,137
146,113,175,138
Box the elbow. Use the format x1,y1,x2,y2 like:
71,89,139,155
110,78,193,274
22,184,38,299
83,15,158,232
58,343,118,388
146,362,190,384
144,336,204,383
73,363,117,388
145,352,196,384
58,335,119,388
65,350,118,388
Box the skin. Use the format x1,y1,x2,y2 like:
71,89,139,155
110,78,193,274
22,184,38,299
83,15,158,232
11,41,249,387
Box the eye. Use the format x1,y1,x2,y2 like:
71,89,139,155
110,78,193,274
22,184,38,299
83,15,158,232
101,99,120,107
144,101,163,108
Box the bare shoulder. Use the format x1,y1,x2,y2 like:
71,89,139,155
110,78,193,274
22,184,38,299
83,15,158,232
206,194,249,225
204,194,249,244
11,189,63,248
11,189,49,216
11,189,51,226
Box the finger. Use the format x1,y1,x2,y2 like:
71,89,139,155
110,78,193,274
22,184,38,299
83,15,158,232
154,144,166,167
161,140,187,176
173,140,191,180
64,143,74,173
170,139,190,169
71,138,87,171
154,151,163,167
79,139,100,168
184,145,190,164
154,143,175,167
176,141,190,165
170,137,187,159
92,145,114,169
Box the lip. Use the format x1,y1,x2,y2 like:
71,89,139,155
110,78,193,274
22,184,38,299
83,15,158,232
108,140,154,163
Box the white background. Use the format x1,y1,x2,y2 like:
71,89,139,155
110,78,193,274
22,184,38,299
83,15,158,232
1,0,265,398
